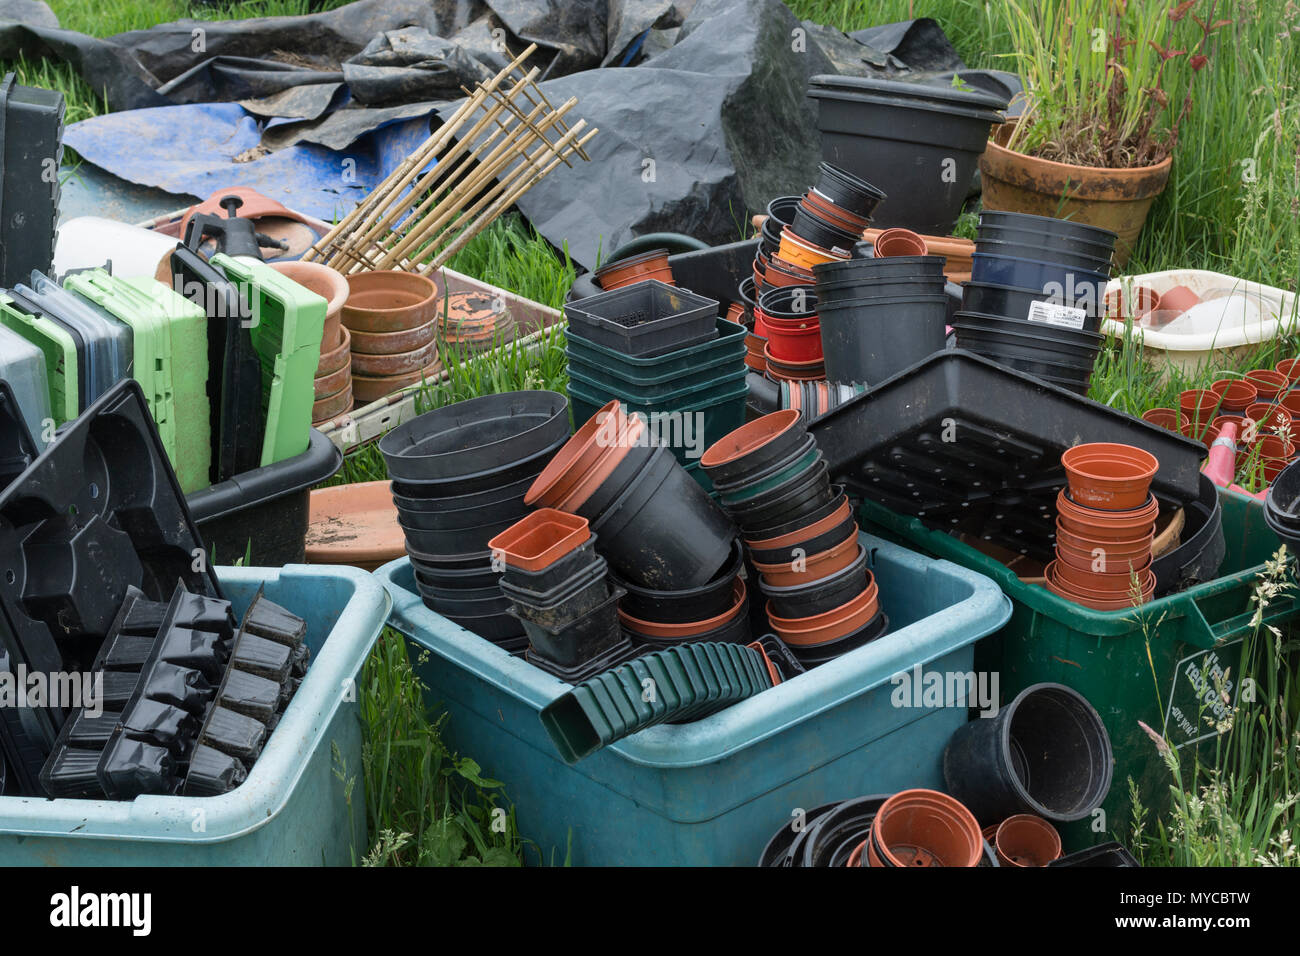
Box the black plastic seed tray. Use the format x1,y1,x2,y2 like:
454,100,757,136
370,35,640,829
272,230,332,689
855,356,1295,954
39,581,309,799
0,73,62,289
809,351,1206,561
563,279,719,357
0,379,220,793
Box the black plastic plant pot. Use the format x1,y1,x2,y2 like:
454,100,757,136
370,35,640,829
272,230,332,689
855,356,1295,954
759,802,839,867
413,571,501,604
767,195,802,228
818,297,948,386
813,255,946,286
563,279,719,358
395,491,531,533
499,536,602,594
953,331,1099,381
526,632,639,684
747,507,856,568
952,309,1103,349
963,348,1095,390
398,509,528,557
702,410,810,487
500,558,612,630
813,162,887,219
951,324,1099,371
788,611,888,668
391,470,537,514
390,432,564,499
808,76,1006,234
962,280,1101,333
415,583,512,618
1048,842,1139,867
790,207,859,254
943,682,1114,824
710,433,818,500
970,254,1109,307
738,275,758,319
814,275,948,305
572,433,661,526
622,591,753,650
614,538,743,624
746,371,781,418
760,546,869,619
973,237,1113,277
732,459,835,537
1152,473,1224,596
514,585,627,667
379,390,569,483
757,285,818,321
437,608,525,643
589,444,737,589
977,210,1118,252
799,795,889,867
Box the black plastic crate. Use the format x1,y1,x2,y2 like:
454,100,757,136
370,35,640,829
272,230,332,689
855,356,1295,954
563,279,718,357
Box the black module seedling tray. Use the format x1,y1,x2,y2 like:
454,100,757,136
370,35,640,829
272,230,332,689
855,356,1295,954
563,279,718,357
0,379,221,793
809,350,1206,561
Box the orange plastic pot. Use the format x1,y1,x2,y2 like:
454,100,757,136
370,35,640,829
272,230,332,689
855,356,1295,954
870,789,983,868
1245,402,1292,433
1276,357,1300,383
764,254,815,287
1179,388,1223,428
1044,560,1156,609
1210,378,1259,415
701,409,801,472
1060,442,1158,511
1245,368,1288,402
1055,541,1152,582
554,415,646,513
487,508,590,572
617,578,747,638
994,814,1062,867
766,576,878,646
746,496,852,551
764,343,825,382
846,840,866,868
753,531,860,586
1140,407,1187,432
594,248,675,290
1248,434,1295,462
305,480,404,571
525,400,639,509
1056,489,1158,539
1054,522,1153,560
803,190,870,232
872,227,928,258
1279,389,1300,419
779,226,848,269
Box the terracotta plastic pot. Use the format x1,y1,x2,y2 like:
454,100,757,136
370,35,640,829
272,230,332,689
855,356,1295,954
343,270,439,333
802,189,870,232
1245,369,1288,402
746,495,852,551
864,228,972,282
779,226,848,269
317,325,353,377
701,410,804,482
1140,407,1187,433
869,789,983,868
994,814,1062,867
1045,560,1156,609
872,227,927,258
488,508,590,572
594,248,674,290
1053,549,1152,592
766,576,877,646
1054,523,1154,563
764,254,815,287
525,400,641,510
1276,357,1300,383
1280,389,1300,419
617,578,747,638
764,343,826,382
978,122,1170,268
1179,388,1223,427
846,840,866,868
1247,434,1295,463
271,259,349,350
1210,378,1259,415
1155,284,1200,316
1056,489,1158,540
1060,442,1158,511
1245,402,1292,433
753,531,860,586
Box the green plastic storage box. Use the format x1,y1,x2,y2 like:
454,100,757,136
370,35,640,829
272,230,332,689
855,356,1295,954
377,529,1011,865
856,489,1300,847
0,564,389,865
0,292,78,423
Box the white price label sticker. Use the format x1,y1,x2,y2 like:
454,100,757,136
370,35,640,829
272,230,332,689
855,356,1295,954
1026,299,1087,330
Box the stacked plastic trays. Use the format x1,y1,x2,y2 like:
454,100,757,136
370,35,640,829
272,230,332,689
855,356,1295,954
563,279,748,491
954,211,1118,395
380,391,571,653
0,313,54,442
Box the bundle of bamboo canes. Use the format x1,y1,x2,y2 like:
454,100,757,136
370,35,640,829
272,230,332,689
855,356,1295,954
303,44,595,275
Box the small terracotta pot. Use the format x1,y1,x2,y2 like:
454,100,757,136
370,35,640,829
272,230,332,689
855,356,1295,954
1055,522,1153,556
343,270,439,333
1244,402,1293,433
1279,389,1300,419
725,301,745,325
864,228,972,282
870,789,983,868
1140,407,1188,432
1045,560,1156,609
1060,442,1158,511
701,409,802,472
753,532,860,586
350,338,439,377
1179,388,1223,428
594,248,674,290
618,578,747,638
1156,284,1201,316
487,508,590,572
802,190,870,232
764,343,826,382
271,260,349,351
766,578,878,646
312,383,353,423
1055,535,1153,574
1210,378,1259,415
351,358,443,403
872,227,928,258
1105,285,1160,320
1247,434,1295,462
1056,489,1158,539
316,325,353,377
314,359,351,400
525,399,639,509
746,497,852,551
1276,357,1300,383
1245,369,1288,402
994,814,1062,867
349,319,437,356
1054,545,1152,586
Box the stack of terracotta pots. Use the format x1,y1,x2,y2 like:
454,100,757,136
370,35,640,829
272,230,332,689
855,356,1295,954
272,260,352,425
1045,442,1159,610
700,410,887,667
344,270,442,405
593,248,674,290
438,290,516,355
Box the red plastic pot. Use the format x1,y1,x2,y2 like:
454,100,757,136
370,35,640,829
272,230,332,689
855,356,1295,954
1060,442,1158,511
1276,357,1300,384
766,577,878,647
1179,388,1223,428
1245,368,1288,402
594,248,675,290
869,789,983,868
1140,407,1188,432
762,314,824,363
873,227,928,258
764,344,826,382
1210,378,1259,415
994,814,1062,867
488,508,590,572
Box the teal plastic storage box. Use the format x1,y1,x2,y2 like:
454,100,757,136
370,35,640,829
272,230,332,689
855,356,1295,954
377,530,1010,865
0,565,390,866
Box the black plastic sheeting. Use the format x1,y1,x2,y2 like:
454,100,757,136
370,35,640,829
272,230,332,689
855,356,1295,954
0,0,973,268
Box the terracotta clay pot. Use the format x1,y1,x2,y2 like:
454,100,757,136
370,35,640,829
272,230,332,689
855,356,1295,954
349,319,436,356
1210,378,1259,415
343,270,439,333
314,359,351,400
1060,442,1158,511
594,248,674,290
488,508,590,572
351,358,442,404
617,578,747,638
525,400,642,510
1056,489,1158,539
351,338,439,377
766,577,878,646
1140,407,1188,432
271,260,349,351
316,325,352,377
1155,284,1201,317
312,383,353,423
872,227,928,258
1245,369,1288,402
870,789,983,868
978,122,1172,268
994,814,1062,867
1179,388,1223,428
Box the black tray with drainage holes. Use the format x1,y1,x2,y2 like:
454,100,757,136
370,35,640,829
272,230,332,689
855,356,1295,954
808,350,1206,561
0,379,221,794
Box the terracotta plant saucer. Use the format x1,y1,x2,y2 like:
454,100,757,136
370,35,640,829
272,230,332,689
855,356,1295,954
305,480,405,571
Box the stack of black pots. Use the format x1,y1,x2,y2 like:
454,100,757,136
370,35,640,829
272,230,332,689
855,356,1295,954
489,508,637,682
955,210,1118,395
812,253,948,386
1264,457,1300,548
380,390,570,653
